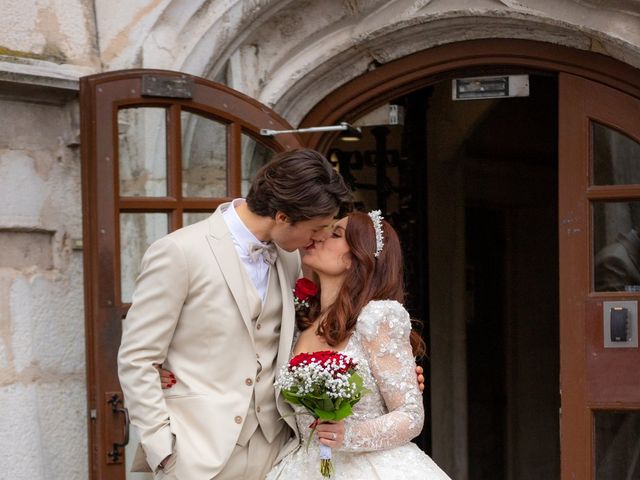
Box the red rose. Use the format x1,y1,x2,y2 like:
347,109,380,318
289,352,315,368
289,351,331,369
311,350,336,364
332,353,357,374
288,351,357,376
294,278,318,302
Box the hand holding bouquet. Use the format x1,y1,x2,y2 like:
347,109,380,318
275,350,368,478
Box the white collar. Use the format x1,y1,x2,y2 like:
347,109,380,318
222,198,265,255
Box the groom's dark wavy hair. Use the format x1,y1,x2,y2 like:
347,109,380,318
246,149,353,222
297,211,426,358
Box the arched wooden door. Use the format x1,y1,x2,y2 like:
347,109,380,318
79,70,302,479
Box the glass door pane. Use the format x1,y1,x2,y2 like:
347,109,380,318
241,133,273,196
120,213,169,303
592,123,640,186
593,201,640,292
183,212,212,226
118,108,168,197
181,111,227,197
595,411,640,479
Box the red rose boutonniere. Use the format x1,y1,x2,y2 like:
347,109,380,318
293,278,318,312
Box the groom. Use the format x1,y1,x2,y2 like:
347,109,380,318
118,149,353,480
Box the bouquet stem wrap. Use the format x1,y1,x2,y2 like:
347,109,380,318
319,444,333,478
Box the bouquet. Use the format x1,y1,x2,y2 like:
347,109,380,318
275,350,368,478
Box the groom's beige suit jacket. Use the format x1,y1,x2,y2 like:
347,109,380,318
118,206,300,480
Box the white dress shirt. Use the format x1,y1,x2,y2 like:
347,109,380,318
221,199,271,303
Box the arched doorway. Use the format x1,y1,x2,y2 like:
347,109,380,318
299,39,640,480
81,39,640,480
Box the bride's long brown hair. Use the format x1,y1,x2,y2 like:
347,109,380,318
297,211,426,358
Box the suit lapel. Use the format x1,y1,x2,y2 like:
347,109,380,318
275,250,296,372
205,207,255,343
274,249,298,434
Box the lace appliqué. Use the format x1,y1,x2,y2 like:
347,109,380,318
339,300,423,452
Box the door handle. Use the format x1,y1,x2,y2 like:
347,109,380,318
106,392,130,463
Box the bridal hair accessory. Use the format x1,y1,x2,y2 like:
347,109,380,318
368,210,385,258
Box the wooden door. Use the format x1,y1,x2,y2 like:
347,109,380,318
559,73,640,479
79,70,302,479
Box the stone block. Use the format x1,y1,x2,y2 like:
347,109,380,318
11,265,85,375
0,230,54,270
35,380,87,480
0,150,49,229
0,383,46,478
0,100,68,150
0,380,87,480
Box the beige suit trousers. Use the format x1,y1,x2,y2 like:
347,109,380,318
155,426,291,480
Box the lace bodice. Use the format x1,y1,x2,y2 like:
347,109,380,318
293,300,424,452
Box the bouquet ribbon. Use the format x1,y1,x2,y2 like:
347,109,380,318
319,444,332,460
319,444,333,477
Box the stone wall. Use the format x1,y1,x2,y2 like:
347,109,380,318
0,86,86,479
0,1,95,477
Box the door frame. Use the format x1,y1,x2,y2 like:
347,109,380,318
299,39,640,480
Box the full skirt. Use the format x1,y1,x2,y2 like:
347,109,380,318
266,441,452,480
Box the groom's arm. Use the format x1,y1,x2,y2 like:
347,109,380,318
118,236,188,470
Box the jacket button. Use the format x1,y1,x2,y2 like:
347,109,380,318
256,406,261,413
245,378,253,386
256,323,262,330
234,416,242,424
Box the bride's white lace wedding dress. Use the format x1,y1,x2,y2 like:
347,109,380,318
266,300,452,480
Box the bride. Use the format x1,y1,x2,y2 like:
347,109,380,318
158,210,451,479
265,211,451,479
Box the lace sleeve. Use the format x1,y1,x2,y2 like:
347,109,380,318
341,301,424,452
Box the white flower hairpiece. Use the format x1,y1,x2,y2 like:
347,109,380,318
368,210,384,258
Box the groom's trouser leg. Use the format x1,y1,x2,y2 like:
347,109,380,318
214,426,290,480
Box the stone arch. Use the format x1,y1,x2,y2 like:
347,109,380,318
132,0,640,123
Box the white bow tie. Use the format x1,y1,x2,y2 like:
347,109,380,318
248,242,278,265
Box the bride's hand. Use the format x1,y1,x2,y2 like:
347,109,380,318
316,420,345,449
154,364,176,389
416,365,425,392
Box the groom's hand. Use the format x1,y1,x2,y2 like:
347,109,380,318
316,420,345,449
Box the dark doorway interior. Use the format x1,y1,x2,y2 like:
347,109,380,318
327,72,560,480
466,207,507,479
461,74,560,480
